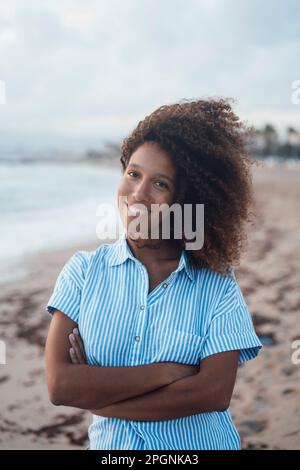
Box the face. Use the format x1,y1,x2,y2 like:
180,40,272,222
117,142,177,242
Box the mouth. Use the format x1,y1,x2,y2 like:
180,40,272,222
125,202,151,216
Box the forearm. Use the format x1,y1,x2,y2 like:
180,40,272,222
51,362,173,409
90,372,227,421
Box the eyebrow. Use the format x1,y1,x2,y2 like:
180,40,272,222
127,163,175,185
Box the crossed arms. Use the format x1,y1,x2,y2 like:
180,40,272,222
45,310,239,421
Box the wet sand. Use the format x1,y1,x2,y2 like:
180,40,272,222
0,162,299,449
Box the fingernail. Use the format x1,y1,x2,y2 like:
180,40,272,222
70,348,74,354
73,328,79,335
70,334,74,341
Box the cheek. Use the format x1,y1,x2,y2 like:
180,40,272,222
117,181,129,223
155,193,176,208
117,177,131,195
117,179,128,204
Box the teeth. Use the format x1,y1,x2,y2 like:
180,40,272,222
128,205,148,215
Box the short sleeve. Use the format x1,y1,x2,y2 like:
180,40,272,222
201,273,262,365
45,251,90,323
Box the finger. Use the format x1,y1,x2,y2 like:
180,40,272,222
69,334,85,364
69,334,84,363
69,347,79,364
72,330,87,362
73,328,87,360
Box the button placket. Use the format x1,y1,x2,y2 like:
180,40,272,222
132,266,149,346
135,303,147,342
147,273,178,308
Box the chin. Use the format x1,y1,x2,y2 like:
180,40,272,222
127,232,149,243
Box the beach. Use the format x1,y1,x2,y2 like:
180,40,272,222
0,161,299,450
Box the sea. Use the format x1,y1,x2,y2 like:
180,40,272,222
0,159,123,284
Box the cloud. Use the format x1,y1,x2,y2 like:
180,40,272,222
0,0,299,151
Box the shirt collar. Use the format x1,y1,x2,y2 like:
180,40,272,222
107,232,196,282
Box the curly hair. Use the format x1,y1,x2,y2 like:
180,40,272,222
120,98,254,275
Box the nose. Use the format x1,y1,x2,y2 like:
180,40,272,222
131,179,150,204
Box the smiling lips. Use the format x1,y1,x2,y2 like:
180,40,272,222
126,202,151,216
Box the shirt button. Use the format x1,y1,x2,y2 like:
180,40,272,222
163,283,168,288
140,305,145,310
135,336,141,342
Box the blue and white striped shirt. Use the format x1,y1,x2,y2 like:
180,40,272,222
46,233,262,450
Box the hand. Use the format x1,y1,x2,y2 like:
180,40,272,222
68,328,87,364
68,329,106,415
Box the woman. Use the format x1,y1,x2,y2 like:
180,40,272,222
45,98,262,450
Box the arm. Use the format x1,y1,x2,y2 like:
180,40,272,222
88,351,240,421
45,310,198,409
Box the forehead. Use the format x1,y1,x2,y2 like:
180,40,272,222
128,142,176,177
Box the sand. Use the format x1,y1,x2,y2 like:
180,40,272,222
0,161,299,450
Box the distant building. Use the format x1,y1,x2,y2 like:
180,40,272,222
287,127,300,146
249,124,300,159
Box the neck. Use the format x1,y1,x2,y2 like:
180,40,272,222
125,234,182,266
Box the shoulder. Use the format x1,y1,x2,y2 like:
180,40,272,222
88,240,120,270
66,238,122,274
199,265,237,298
197,266,239,316
61,242,112,284
62,250,91,279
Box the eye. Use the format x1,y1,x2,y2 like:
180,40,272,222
154,181,168,189
127,171,138,177
127,171,169,190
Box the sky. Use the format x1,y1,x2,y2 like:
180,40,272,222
0,0,299,153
